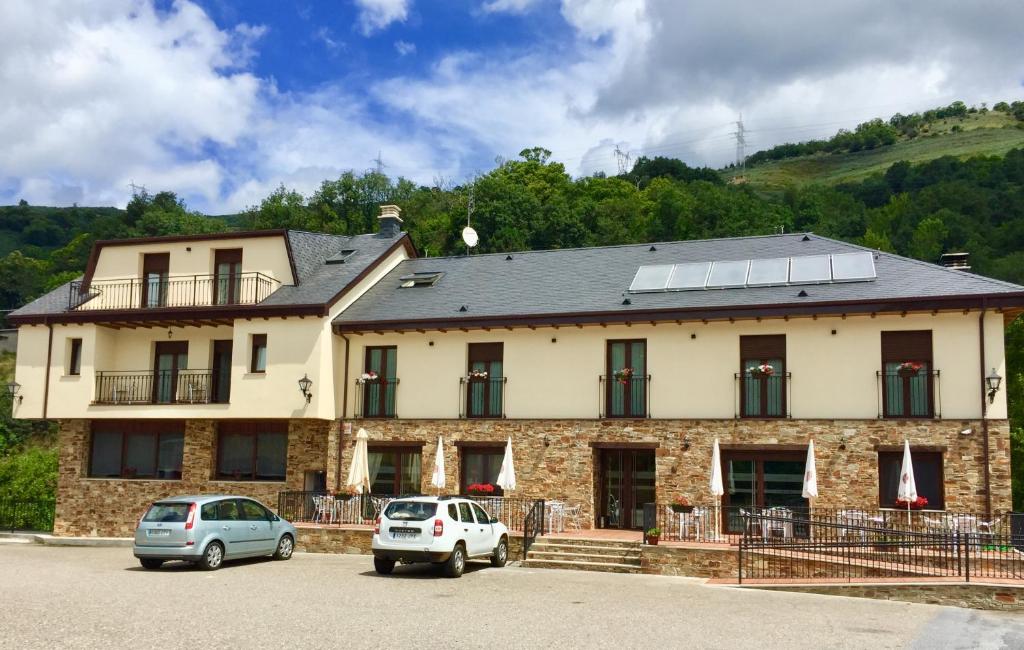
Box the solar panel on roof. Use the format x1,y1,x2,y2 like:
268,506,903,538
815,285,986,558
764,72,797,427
789,255,831,284
706,260,750,288
629,265,674,292
746,257,789,286
666,262,711,289
831,251,876,282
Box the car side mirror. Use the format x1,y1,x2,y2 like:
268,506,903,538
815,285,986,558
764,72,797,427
490,517,499,524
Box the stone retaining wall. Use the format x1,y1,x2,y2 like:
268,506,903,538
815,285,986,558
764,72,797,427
746,582,1024,611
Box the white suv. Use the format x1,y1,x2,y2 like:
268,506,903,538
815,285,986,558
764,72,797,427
371,496,510,578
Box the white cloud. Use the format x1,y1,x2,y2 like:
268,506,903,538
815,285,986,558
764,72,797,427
0,0,261,207
481,0,544,14
394,40,416,56
353,0,410,36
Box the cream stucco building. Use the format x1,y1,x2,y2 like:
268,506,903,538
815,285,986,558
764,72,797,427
8,206,1023,536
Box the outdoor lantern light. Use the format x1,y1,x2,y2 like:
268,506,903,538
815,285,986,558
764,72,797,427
6,381,22,404
298,374,313,403
986,368,1002,404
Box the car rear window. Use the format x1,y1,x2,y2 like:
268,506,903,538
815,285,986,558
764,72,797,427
383,501,438,521
144,503,190,523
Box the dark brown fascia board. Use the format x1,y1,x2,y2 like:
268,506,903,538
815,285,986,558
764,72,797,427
81,229,290,287
321,235,417,310
333,291,1024,334
9,303,327,326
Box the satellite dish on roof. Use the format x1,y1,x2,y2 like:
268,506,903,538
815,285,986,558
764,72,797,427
462,226,479,248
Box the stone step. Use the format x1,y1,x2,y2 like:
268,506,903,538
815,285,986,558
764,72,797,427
534,538,642,551
521,558,641,574
527,550,643,565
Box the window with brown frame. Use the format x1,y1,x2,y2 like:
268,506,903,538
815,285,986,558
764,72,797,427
739,335,786,418
367,445,421,495
460,446,505,495
68,338,82,376
466,343,503,418
606,339,647,418
88,421,184,479
878,450,944,509
250,334,267,373
881,330,934,418
216,421,287,481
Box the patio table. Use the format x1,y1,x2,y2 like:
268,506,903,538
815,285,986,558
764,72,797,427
546,501,566,533
669,509,704,541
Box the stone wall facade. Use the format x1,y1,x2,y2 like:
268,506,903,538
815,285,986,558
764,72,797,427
750,583,1024,612
54,418,334,537
339,417,1012,528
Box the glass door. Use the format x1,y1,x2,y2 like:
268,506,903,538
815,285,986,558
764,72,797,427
211,340,232,403
214,249,243,305
606,340,646,417
722,451,808,534
141,253,169,308
598,449,655,529
153,342,187,404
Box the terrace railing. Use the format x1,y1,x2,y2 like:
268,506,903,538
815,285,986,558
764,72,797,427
522,499,546,559
737,509,1024,583
0,499,55,532
877,369,940,418
459,377,507,419
68,272,278,311
93,370,216,405
734,371,792,418
354,378,400,418
599,374,651,418
276,491,395,525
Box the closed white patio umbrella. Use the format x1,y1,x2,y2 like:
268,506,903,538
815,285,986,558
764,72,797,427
345,428,371,494
496,437,516,492
430,436,446,494
802,439,818,500
897,439,918,525
710,438,724,539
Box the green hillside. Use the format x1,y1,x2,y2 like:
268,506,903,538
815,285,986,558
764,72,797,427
727,110,1024,192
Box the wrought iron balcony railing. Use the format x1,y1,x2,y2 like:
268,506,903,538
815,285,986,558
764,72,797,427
69,272,278,311
93,370,220,405
459,376,507,418
599,374,651,418
876,369,940,419
734,371,792,418
354,377,400,418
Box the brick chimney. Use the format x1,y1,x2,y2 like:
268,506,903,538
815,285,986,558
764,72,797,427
377,205,403,238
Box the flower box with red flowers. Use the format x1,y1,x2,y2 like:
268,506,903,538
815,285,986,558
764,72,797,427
896,362,923,378
613,368,634,384
671,496,694,513
748,363,775,379
894,496,928,510
466,483,495,495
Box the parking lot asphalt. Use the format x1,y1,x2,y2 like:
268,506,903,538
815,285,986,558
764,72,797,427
1,545,1023,649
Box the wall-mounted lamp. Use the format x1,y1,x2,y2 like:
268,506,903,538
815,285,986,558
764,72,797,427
6,381,22,404
986,368,1002,404
298,374,313,404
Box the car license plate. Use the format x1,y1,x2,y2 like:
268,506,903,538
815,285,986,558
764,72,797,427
147,529,171,537
390,527,419,540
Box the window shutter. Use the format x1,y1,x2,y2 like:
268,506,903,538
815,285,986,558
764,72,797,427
740,335,786,360
881,330,932,361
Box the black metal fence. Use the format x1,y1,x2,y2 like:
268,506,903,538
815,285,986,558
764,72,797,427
0,499,55,532
277,491,393,525
459,377,507,418
599,375,651,418
353,378,400,418
523,499,546,559
737,509,1024,583
69,272,278,311
93,370,216,405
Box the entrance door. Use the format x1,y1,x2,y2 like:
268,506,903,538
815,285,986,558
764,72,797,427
141,253,169,308
153,341,188,404
721,450,808,534
213,249,243,305
211,340,233,403
598,448,655,529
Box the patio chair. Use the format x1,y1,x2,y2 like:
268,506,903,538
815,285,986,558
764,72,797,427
839,510,870,542
763,507,794,539
563,504,582,530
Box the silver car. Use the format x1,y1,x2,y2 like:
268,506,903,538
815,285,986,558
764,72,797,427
133,495,297,570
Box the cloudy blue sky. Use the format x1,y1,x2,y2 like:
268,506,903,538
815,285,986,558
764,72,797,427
1,0,1021,213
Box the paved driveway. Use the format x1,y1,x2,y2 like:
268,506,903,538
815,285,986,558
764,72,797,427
1,545,1023,649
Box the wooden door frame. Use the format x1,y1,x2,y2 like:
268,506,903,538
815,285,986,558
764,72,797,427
153,341,188,403
720,449,807,510
466,342,503,418
141,252,170,308
211,339,233,404
363,346,397,417
605,339,647,418
213,249,243,305
597,447,655,529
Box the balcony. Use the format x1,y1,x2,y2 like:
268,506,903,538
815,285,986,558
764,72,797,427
877,369,940,418
93,370,222,405
459,376,507,418
734,371,792,418
599,374,651,418
69,272,278,312
354,377,400,418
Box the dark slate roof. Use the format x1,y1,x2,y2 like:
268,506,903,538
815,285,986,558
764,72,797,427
9,230,408,319
332,233,1024,329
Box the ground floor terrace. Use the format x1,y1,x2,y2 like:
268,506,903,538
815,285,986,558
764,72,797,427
49,416,1011,538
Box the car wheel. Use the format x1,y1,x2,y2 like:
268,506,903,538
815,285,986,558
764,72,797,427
490,537,508,568
272,534,294,561
198,541,224,571
444,543,466,578
374,557,395,575
139,558,163,570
